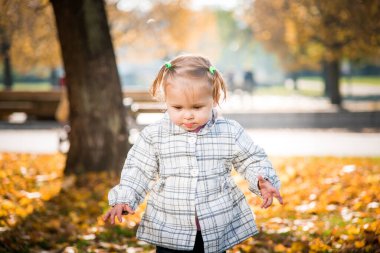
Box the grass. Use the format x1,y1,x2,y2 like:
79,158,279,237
301,76,380,86
1,75,379,91
1,76,379,101
253,85,323,97
0,82,52,91
342,76,380,85
251,75,380,97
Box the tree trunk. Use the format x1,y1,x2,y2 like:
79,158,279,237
51,0,129,174
291,72,298,90
322,60,329,97
1,41,13,90
323,60,341,105
49,68,60,89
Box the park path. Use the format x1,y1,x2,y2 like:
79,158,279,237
0,128,379,156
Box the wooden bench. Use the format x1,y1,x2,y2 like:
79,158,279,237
0,91,61,119
0,90,164,120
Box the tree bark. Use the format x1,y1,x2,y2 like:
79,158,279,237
322,60,329,97
49,68,60,88
290,72,298,91
324,60,341,105
51,0,128,174
1,41,13,90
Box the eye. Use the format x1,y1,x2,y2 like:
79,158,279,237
173,106,182,110
193,105,203,109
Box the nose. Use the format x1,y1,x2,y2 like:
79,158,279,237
183,110,194,120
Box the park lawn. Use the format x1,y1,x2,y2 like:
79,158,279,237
1,75,379,92
345,76,380,86
301,76,380,86
0,154,379,252
253,85,322,97
0,82,52,91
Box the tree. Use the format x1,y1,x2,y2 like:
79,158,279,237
106,0,220,62
246,0,380,105
0,0,21,89
246,0,321,89
50,0,128,174
0,0,61,87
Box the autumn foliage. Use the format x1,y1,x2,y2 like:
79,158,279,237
0,153,379,252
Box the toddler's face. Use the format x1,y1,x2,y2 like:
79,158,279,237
165,77,215,131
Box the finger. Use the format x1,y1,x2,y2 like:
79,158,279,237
261,196,269,208
117,212,123,223
275,192,284,205
271,189,283,204
264,196,273,208
125,205,135,214
103,210,110,221
258,175,265,182
110,210,116,224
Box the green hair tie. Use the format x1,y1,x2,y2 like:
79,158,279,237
209,66,216,75
165,62,172,69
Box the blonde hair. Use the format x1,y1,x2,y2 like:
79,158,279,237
150,55,227,104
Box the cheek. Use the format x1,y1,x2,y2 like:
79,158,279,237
198,108,212,122
167,109,181,123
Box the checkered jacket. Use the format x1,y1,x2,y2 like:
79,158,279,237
108,111,281,253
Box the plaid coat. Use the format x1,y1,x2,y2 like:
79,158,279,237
108,111,281,253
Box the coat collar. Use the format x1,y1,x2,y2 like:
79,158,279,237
161,109,218,135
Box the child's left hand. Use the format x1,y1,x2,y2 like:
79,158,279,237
258,175,283,209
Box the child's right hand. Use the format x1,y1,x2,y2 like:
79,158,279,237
103,204,135,224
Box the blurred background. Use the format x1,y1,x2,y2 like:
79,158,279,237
0,0,379,252
0,0,379,154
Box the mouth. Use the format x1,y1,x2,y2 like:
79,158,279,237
183,123,195,128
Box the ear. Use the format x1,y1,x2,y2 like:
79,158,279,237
213,100,218,107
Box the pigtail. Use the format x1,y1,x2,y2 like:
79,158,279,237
211,69,227,105
150,65,170,101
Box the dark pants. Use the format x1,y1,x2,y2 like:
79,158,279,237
156,232,226,253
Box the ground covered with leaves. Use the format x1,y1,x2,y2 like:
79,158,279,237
0,153,379,253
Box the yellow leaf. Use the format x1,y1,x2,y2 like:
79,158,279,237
1,200,15,209
347,226,360,235
290,242,304,252
354,240,365,248
46,219,61,230
274,244,287,252
309,238,331,252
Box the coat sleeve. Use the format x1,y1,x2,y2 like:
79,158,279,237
230,120,281,198
108,127,158,210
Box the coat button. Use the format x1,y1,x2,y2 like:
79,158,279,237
190,169,198,177
188,137,197,144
